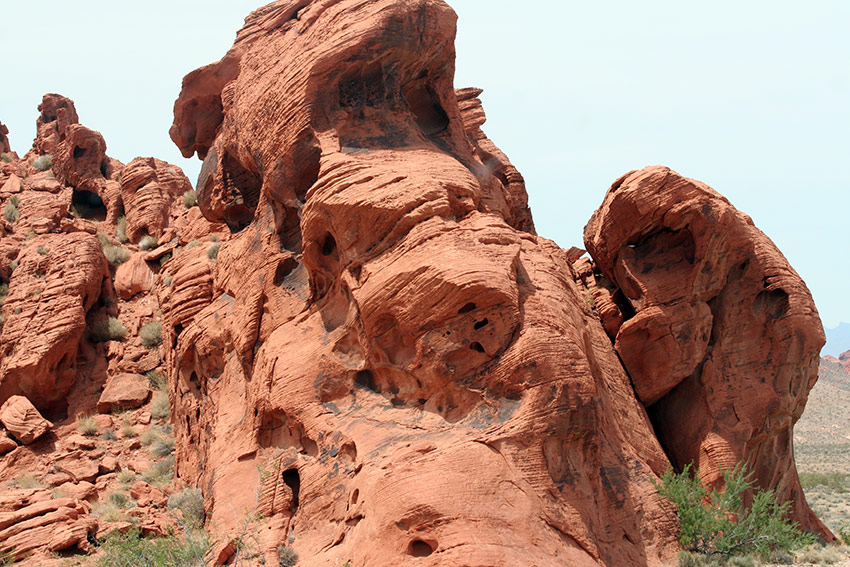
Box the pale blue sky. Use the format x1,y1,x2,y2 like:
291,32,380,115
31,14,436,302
2,1,848,340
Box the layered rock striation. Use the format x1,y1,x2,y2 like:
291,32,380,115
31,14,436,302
0,0,832,565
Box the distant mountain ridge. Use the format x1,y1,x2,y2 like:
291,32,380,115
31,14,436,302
824,322,850,357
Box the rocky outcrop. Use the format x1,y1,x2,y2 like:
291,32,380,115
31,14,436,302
96,373,151,413
33,94,79,156
583,166,828,536
0,491,97,559
0,396,51,445
120,157,193,242
0,121,10,154
0,233,109,410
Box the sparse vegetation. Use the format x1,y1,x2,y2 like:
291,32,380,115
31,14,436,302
120,416,138,438
278,546,299,567
654,463,815,562
151,391,170,421
167,488,205,528
103,243,131,267
33,154,52,171
0,152,12,163
36,245,48,255
140,320,162,347
164,274,173,286
118,469,137,485
101,428,118,441
207,242,221,260
11,473,42,489
3,200,19,223
97,527,209,567
151,435,176,458
109,490,135,509
146,369,167,390
185,239,200,250
89,316,129,342
139,235,158,250
93,501,126,523
182,190,197,208
116,216,129,243
76,414,99,436
141,455,174,485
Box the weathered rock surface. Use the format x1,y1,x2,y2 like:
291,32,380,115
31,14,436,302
114,253,156,299
0,491,97,559
33,93,79,156
0,396,51,445
97,373,151,413
584,166,829,537
0,234,109,410
0,121,10,154
120,157,192,243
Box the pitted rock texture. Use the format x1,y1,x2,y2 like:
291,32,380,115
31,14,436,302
120,157,193,242
33,94,79,156
583,166,829,537
0,234,109,410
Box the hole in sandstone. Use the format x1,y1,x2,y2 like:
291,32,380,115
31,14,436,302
100,160,109,178
220,150,261,233
274,257,298,286
281,468,301,513
404,82,450,137
473,318,489,330
321,233,337,256
408,540,434,557
355,370,379,393
350,489,359,506
71,190,107,221
754,287,789,319
470,342,485,353
73,146,86,159
458,302,476,314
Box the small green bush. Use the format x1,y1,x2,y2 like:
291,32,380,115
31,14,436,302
109,491,135,509
32,154,52,172
90,316,129,342
0,152,12,163
182,190,198,208
140,321,162,347
97,527,209,567
101,428,118,441
103,244,131,267
207,243,221,261
12,473,42,489
139,235,158,250
840,525,850,545
167,488,205,528
0,283,8,303
140,428,161,447
3,201,19,223
118,469,137,485
76,414,99,436
146,369,167,391
278,546,299,567
116,216,129,243
36,245,48,255
151,436,176,458
798,472,849,493
654,463,816,560
185,240,200,250
120,416,138,438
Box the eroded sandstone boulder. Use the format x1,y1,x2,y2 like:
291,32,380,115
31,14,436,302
0,396,51,445
120,157,193,243
0,491,97,559
97,373,151,413
33,94,79,156
0,233,110,410
583,166,829,537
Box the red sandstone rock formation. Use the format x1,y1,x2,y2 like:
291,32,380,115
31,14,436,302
839,350,850,373
0,122,10,154
0,1,833,565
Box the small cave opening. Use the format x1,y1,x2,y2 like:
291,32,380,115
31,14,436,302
281,468,301,513
220,150,261,233
71,190,107,221
473,318,489,330
100,159,110,178
322,233,337,256
73,146,86,159
355,369,379,393
408,540,435,557
458,302,476,314
403,82,449,137
274,257,299,286
470,342,485,353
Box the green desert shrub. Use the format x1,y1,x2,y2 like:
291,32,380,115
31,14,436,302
151,435,176,458
150,391,170,421
3,200,19,223
795,543,845,565
97,527,209,567
11,473,42,489
0,152,12,163
185,239,200,250
89,316,129,342
103,244,131,267
109,491,135,509
36,245,48,255
655,463,816,561
207,242,221,261
32,154,52,171
182,190,197,209
139,235,158,250
101,428,118,441
140,320,162,347
167,488,205,528
76,414,99,436
118,469,137,485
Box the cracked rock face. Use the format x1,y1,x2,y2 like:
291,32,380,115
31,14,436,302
165,1,829,565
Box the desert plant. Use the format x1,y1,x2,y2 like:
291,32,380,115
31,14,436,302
139,235,158,250
207,242,221,260
185,239,200,250
36,245,48,255
140,428,161,447
101,428,118,441
654,463,816,561
164,274,173,286
33,154,52,171
97,527,209,567
840,526,850,546
167,488,205,528
3,200,19,223
145,369,167,391
118,469,137,485
151,391,170,421
0,152,12,163
151,435,176,458
89,316,129,342
109,491,135,509
93,501,126,523
141,456,174,485
120,417,138,438
76,414,99,436
182,190,198,208
116,215,129,243
277,546,299,567
103,244,131,267
0,282,8,302
795,543,845,565
140,320,162,347
11,473,42,489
